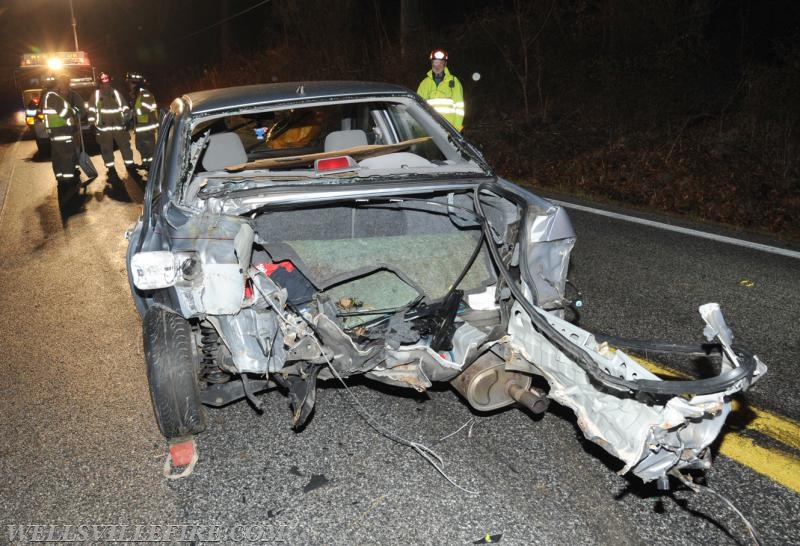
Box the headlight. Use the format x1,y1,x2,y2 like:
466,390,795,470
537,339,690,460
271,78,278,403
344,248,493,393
130,251,181,290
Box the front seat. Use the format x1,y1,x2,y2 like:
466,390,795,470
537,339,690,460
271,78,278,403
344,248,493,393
324,129,368,152
202,132,248,171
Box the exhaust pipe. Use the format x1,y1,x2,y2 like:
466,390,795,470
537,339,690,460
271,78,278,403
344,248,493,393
506,382,549,414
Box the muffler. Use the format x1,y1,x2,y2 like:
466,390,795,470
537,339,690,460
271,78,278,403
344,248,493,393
451,351,548,413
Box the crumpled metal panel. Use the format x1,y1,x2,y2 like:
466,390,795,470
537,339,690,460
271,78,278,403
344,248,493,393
207,271,287,374
208,308,285,374
170,216,254,316
507,301,748,482
524,205,576,309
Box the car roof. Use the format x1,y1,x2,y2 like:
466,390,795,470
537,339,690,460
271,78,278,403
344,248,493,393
182,81,415,116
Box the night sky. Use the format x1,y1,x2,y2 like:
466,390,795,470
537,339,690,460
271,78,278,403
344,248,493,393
1,0,268,87
0,0,488,107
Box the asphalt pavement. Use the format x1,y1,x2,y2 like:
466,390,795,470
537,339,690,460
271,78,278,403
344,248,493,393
0,136,798,545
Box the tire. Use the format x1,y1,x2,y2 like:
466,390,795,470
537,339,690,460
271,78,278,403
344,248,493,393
143,307,207,439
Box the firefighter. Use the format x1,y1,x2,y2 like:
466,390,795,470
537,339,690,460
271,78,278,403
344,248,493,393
41,75,79,188
88,72,134,177
57,74,87,167
125,71,158,170
417,49,465,131
24,94,39,124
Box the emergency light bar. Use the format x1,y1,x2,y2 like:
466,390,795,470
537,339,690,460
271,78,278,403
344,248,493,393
20,51,91,67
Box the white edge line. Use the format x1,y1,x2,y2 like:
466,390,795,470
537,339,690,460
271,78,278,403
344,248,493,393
0,137,23,229
551,199,800,260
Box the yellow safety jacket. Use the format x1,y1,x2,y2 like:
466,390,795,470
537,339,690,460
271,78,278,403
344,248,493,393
88,87,130,132
417,66,465,131
134,88,159,133
41,91,74,131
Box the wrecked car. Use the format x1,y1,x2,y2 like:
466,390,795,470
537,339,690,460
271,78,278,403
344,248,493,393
125,81,766,486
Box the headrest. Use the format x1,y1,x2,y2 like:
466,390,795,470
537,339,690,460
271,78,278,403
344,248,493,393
202,132,247,171
324,129,368,152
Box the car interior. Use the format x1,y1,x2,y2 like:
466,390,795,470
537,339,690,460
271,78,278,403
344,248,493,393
193,101,450,173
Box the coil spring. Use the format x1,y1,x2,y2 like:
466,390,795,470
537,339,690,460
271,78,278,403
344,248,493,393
200,323,218,367
199,323,229,383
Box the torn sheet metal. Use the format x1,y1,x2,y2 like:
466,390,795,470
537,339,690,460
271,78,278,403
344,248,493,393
507,301,760,482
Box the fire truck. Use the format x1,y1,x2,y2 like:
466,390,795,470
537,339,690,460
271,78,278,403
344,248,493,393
13,51,97,154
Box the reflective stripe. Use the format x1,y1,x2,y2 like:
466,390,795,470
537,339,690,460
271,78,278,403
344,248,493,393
105,162,115,167
44,92,70,118
427,98,454,106
51,135,73,142
433,105,456,115
62,173,75,179
135,123,158,132
43,91,74,129
93,88,129,128
124,160,134,165
140,102,157,109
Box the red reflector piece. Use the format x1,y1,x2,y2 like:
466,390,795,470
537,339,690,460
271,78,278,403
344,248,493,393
255,260,296,276
169,439,195,467
316,156,352,171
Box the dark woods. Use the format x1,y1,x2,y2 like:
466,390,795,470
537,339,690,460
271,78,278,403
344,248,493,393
163,0,800,237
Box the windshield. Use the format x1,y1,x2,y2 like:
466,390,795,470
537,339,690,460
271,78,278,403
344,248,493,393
189,98,485,173
180,96,490,207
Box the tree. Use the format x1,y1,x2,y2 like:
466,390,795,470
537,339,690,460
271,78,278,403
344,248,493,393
478,0,556,118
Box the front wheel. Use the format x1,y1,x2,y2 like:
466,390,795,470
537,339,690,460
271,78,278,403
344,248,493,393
143,307,207,439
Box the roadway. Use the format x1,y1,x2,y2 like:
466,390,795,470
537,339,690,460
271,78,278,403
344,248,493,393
0,132,798,545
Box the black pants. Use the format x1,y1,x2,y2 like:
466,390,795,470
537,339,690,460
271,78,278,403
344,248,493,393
134,129,156,165
96,129,134,171
48,128,78,186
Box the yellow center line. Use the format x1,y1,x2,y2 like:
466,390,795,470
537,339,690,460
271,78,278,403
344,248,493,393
624,352,800,494
728,399,800,451
716,434,800,493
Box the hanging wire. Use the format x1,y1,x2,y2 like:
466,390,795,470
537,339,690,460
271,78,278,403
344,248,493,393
309,337,478,495
669,470,764,546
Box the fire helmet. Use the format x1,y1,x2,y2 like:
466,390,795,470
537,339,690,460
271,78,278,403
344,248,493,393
429,49,448,61
125,71,145,84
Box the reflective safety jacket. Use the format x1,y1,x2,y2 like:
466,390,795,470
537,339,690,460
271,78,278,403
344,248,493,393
88,87,130,132
25,99,39,123
42,91,75,133
416,66,465,131
133,87,159,133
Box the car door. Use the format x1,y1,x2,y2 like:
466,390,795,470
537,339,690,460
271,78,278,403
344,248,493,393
126,111,175,316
